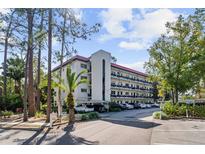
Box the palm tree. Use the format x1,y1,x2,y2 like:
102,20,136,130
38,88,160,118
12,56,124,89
66,66,88,124
6,56,25,95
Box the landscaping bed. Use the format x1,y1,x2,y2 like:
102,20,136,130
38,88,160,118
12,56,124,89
153,101,205,120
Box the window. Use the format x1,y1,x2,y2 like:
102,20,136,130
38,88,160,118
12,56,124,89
81,63,87,69
111,91,115,95
81,76,87,80
81,88,87,93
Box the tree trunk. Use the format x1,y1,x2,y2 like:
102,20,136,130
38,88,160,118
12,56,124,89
57,10,67,118
67,93,75,124
3,11,14,99
36,9,44,111
46,9,52,123
3,37,8,98
27,9,36,117
175,88,179,103
23,50,29,122
171,88,175,104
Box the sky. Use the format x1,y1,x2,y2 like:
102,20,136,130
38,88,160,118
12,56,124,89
0,8,195,73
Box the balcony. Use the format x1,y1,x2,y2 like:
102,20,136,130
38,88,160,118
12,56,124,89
111,84,153,92
111,73,152,85
111,94,153,99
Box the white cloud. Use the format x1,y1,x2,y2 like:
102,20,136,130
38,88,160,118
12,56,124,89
130,9,179,40
99,8,133,41
120,61,146,73
119,41,145,50
99,8,180,50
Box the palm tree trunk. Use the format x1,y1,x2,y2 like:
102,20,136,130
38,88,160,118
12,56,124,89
27,9,36,117
46,8,52,123
67,93,75,124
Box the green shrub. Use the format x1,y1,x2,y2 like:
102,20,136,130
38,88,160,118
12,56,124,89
81,114,89,121
109,107,121,112
153,111,169,120
87,112,99,120
162,102,205,118
1,111,13,118
162,101,176,116
0,94,23,112
80,112,100,121
35,111,44,118
177,104,187,116
40,104,47,114
191,105,205,118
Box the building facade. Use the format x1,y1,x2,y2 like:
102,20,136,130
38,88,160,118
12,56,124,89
53,50,154,106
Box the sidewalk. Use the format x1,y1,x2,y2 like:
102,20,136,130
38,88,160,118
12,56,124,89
0,120,50,130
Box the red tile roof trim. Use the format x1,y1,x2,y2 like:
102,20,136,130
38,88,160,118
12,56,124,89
111,63,148,77
52,54,148,77
52,55,89,72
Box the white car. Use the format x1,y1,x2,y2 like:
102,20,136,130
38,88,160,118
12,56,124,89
146,104,151,108
139,103,146,109
125,103,134,109
75,104,94,113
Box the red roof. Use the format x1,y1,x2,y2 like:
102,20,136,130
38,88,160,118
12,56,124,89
52,54,148,77
111,63,148,77
52,55,89,72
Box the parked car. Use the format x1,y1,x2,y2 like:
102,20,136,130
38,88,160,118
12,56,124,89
139,103,146,109
75,104,94,113
93,103,107,112
118,103,127,110
133,103,140,109
124,103,134,109
151,103,160,108
146,104,151,108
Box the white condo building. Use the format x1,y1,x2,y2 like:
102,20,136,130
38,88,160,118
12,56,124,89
53,50,154,106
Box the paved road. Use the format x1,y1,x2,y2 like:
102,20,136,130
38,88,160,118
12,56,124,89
0,108,159,145
1,108,205,145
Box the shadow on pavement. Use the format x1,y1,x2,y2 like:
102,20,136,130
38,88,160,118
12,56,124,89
101,119,161,129
53,124,99,145
22,127,49,145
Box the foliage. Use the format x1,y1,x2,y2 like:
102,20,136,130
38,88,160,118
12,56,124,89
153,111,169,120
80,112,100,121
65,65,88,123
5,56,25,94
162,101,205,118
81,114,89,121
109,107,121,112
109,102,122,112
35,111,45,118
0,110,14,118
0,94,23,112
145,9,205,103
87,112,100,119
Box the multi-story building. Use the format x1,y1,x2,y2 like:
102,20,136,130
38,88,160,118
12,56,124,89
53,50,154,106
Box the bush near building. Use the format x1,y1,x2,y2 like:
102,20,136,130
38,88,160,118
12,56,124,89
161,101,205,119
153,111,169,120
80,112,100,121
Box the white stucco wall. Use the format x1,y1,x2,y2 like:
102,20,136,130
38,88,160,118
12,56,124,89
91,50,111,102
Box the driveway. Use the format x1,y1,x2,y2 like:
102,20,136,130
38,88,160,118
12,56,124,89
0,108,159,145
1,108,205,145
